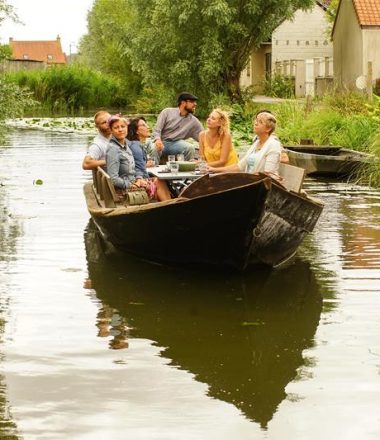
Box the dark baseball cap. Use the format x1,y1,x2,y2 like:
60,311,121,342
177,92,198,104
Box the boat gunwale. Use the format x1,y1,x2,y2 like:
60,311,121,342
84,175,273,216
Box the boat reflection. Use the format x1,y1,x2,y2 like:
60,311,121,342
84,220,323,428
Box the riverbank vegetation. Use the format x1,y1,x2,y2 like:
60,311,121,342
4,65,126,114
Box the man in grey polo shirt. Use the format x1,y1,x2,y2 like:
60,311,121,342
152,92,203,161
82,110,111,170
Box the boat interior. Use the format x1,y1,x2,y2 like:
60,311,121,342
90,164,306,209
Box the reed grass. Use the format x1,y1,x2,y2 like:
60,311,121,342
5,65,126,113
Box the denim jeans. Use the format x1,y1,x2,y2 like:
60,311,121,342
161,140,195,161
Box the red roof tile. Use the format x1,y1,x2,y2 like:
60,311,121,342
353,0,380,26
9,38,66,64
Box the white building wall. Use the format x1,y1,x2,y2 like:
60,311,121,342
362,30,380,83
333,0,362,89
272,5,333,64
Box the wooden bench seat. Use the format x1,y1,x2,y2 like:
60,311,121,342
92,167,119,208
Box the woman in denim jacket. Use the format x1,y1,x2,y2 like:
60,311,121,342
106,114,171,201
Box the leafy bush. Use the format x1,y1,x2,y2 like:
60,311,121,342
0,76,36,120
263,74,295,99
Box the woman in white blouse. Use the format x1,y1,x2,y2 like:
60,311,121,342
208,111,281,178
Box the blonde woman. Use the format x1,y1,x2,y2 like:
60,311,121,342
208,111,281,177
199,108,238,167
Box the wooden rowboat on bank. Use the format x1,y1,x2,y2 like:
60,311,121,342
83,167,324,270
284,145,371,177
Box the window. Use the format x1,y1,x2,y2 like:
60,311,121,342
297,40,300,46
315,40,319,46
286,40,289,45
305,41,310,46
47,54,53,60
23,54,29,59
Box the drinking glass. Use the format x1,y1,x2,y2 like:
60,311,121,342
176,154,185,162
169,161,179,175
198,160,208,174
168,155,176,162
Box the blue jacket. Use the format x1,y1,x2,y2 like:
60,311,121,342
129,140,149,179
106,136,136,189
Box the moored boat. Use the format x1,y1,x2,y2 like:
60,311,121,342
83,169,324,270
284,145,371,177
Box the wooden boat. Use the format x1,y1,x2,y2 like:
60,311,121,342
284,144,371,177
83,167,324,270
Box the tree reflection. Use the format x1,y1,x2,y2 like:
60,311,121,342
0,175,22,439
84,220,323,428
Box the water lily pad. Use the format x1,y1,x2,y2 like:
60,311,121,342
34,179,43,185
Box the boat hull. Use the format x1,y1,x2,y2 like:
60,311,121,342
84,173,323,270
285,145,370,176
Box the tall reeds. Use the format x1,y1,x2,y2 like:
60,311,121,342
5,65,126,114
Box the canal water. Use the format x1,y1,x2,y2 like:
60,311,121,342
0,129,379,439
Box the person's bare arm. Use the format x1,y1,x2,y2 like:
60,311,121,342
207,163,240,173
198,131,206,160
82,155,106,170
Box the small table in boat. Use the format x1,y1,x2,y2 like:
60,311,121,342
148,165,202,181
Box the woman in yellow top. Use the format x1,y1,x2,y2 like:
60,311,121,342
199,108,238,167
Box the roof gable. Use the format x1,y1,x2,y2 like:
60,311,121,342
353,0,380,25
9,38,66,64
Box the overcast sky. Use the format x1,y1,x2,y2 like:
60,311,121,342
0,0,94,54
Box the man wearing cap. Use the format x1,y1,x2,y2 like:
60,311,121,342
82,110,111,170
152,92,203,161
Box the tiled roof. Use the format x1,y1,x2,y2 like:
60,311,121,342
9,38,66,64
353,0,380,26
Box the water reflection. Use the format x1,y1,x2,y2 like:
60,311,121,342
0,183,22,439
85,221,323,427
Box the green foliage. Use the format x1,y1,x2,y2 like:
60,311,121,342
0,76,36,120
273,101,308,144
364,94,380,123
356,128,380,186
0,44,11,61
5,65,126,113
78,0,142,99
322,90,370,115
325,0,339,26
263,74,295,98
134,85,174,113
127,0,314,102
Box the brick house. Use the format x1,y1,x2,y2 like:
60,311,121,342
8,35,66,68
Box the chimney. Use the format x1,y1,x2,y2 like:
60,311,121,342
56,35,60,42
